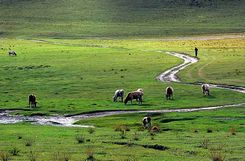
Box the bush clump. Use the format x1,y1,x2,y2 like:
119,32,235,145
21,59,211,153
24,138,35,146
114,125,130,132
210,151,225,161
200,138,209,149
9,147,20,156
75,134,85,144
0,152,11,161
85,148,95,161
88,128,95,134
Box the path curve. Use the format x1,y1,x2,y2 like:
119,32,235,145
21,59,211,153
156,51,198,82
0,51,244,127
157,51,245,93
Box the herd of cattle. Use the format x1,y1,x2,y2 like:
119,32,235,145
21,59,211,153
28,84,210,108
140,84,209,128
9,48,211,128
113,84,210,105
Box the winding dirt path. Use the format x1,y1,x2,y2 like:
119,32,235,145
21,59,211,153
0,51,244,127
157,51,245,93
156,51,198,82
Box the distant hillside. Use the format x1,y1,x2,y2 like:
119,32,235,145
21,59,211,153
0,0,244,38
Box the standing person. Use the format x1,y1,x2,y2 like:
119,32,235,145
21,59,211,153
195,47,198,57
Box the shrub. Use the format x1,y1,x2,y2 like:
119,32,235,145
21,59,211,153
62,153,71,161
207,128,213,133
75,135,85,144
85,148,94,161
9,147,20,156
120,130,126,139
229,128,236,135
0,152,11,161
210,151,225,161
114,125,130,132
25,138,35,146
150,126,160,133
133,132,139,141
137,126,145,132
88,128,95,134
28,150,37,161
16,134,22,139
200,138,209,149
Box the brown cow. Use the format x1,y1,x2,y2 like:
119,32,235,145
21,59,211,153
124,91,143,105
165,86,174,100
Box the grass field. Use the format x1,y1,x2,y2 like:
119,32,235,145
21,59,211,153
0,106,244,161
0,38,244,115
0,0,245,38
0,0,245,160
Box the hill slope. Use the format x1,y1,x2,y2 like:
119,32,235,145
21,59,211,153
0,0,245,38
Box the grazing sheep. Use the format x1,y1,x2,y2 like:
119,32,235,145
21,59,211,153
142,116,151,128
113,89,124,102
8,50,17,56
202,84,210,96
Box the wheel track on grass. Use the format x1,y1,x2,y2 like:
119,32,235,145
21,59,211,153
0,50,244,127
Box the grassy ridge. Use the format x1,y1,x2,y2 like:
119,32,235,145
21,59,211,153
0,0,245,38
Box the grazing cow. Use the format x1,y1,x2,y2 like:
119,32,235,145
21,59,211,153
124,91,143,105
165,86,174,100
202,84,210,96
29,94,37,108
8,51,17,56
142,116,151,128
113,89,124,102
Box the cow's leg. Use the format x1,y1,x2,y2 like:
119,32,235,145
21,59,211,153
138,97,142,105
202,87,205,95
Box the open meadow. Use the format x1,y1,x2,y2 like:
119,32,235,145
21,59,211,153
0,38,244,115
0,0,245,161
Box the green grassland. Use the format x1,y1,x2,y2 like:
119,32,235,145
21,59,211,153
0,38,244,115
0,0,245,38
0,106,244,161
0,0,245,160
